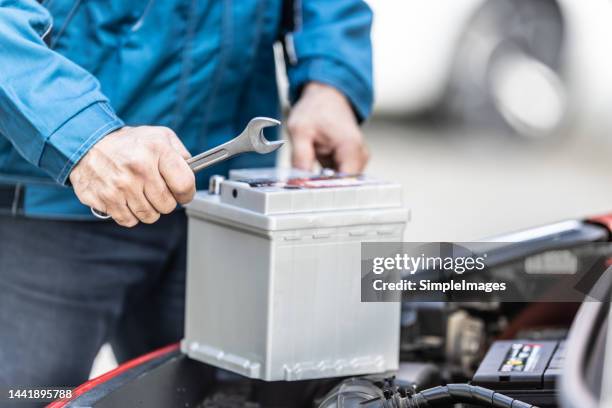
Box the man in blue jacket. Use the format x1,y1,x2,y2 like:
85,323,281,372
0,0,373,387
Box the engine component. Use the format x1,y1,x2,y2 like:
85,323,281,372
317,376,540,408
396,362,441,391
472,340,563,407
400,303,496,380
317,377,386,408
445,309,485,376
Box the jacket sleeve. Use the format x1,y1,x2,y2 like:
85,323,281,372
0,0,124,185
283,0,374,121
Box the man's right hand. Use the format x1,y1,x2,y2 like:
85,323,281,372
69,126,196,227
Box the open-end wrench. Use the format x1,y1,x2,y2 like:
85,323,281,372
186,117,282,172
91,117,282,219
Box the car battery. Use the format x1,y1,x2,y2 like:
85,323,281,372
472,340,565,407
181,168,409,381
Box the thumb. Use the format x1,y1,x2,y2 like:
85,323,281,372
291,135,316,171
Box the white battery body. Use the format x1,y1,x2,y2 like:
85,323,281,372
181,169,410,381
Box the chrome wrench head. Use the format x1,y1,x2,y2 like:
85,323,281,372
236,117,284,154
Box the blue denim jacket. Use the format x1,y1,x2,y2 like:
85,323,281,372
0,0,373,218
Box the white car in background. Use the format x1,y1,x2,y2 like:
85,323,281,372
368,0,612,140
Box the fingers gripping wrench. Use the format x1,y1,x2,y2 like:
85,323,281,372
91,117,283,219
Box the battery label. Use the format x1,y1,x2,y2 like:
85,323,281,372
499,343,542,372
236,174,374,189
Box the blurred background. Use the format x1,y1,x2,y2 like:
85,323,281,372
92,0,612,377
361,0,612,242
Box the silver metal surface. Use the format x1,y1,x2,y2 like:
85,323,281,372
186,117,282,173
91,207,112,220
208,175,225,195
91,117,282,220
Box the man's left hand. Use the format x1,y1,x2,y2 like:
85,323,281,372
287,82,369,173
